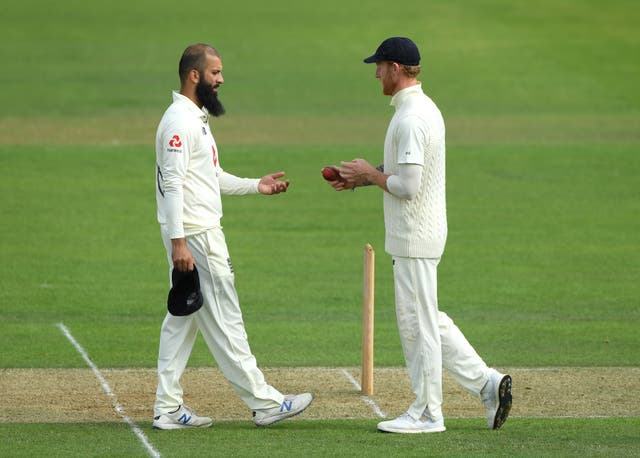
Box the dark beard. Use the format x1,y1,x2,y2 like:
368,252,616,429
196,79,225,117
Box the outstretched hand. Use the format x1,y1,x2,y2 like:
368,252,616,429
258,171,290,195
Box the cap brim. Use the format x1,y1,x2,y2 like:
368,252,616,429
363,55,379,63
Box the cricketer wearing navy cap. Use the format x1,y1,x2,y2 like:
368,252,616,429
363,37,421,66
327,36,513,434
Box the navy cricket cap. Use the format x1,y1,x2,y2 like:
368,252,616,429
167,266,204,316
363,37,421,66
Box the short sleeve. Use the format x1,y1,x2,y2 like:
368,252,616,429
396,115,429,165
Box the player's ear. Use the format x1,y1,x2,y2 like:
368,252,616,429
189,69,200,84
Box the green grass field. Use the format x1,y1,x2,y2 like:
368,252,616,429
1,0,639,456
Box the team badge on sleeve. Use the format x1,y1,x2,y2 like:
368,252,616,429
167,134,183,152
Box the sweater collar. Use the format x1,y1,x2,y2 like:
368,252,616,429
172,91,210,122
390,83,422,109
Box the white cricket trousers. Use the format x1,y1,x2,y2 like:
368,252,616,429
392,256,490,421
154,226,284,416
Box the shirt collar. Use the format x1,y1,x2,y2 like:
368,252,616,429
390,83,422,109
172,91,209,123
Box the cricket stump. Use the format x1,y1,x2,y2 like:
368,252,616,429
361,243,375,396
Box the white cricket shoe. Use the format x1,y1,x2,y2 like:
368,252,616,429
253,393,313,426
377,412,446,434
482,369,513,429
153,405,212,430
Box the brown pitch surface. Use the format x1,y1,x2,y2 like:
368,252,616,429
2,367,638,424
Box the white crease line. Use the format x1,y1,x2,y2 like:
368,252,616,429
57,322,161,458
340,369,386,418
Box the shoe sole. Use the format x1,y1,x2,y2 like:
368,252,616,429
378,425,446,434
492,375,512,430
254,396,314,427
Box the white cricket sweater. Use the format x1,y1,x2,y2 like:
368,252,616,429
155,91,260,239
383,84,448,258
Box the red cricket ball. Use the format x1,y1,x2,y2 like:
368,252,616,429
321,166,340,181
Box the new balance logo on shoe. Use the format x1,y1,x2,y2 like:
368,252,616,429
253,393,313,426
152,405,212,430
280,400,293,412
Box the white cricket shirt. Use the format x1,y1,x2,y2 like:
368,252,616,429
383,84,448,258
155,91,259,239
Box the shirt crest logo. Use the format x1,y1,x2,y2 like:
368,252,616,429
168,135,182,148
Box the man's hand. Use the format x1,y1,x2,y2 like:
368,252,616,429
171,238,195,272
321,165,353,191
258,172,290,195
340,158,375,183
340,159,388,190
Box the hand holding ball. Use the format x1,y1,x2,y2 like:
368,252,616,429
321,166,342,182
